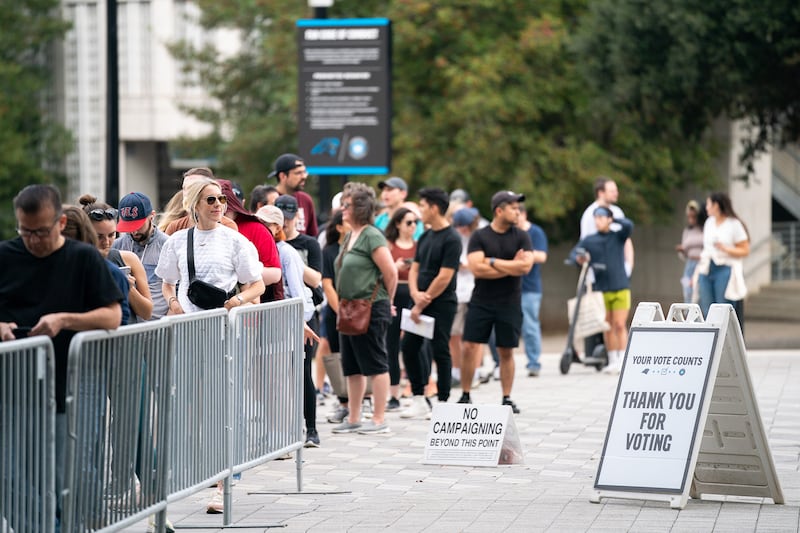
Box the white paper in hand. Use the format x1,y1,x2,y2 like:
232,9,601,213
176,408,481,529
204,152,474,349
400,308,435,339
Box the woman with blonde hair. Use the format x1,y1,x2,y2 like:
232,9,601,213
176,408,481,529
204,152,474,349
157,190,185,232
156,178,265,315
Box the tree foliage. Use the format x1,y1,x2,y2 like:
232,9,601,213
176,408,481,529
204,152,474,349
172,0,728,239
0,1,71,239
575,0,800,176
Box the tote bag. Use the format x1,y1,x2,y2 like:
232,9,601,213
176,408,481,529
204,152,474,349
567,283,610,340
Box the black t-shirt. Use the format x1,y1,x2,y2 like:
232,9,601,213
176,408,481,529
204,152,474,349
322,242,340,286
414,226,462,304
0,238,124,412
286,233,322,272
467,225,533,306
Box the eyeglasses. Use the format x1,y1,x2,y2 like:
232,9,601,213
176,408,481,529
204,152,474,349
17,217,60,239
88,208,118,221
204,195,228,206
404,220,418,227
342,202,352,209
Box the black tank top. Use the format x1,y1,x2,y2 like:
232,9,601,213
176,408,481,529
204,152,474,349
107,247,126,267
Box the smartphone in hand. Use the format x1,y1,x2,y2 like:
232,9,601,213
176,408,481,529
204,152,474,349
119,265,131,276
12,327,32,339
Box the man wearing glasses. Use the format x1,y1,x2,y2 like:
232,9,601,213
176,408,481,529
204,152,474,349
269,153,318,236
113,191,170,320
0,184,124,526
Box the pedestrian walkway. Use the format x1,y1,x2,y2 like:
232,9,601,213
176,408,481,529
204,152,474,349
142,345,800,532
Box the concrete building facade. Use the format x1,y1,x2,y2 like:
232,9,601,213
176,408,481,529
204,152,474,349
55,0,237,207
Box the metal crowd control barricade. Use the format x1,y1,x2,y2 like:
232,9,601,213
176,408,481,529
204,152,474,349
225,299,305,524
165,309,230,502
0,336,56,533
61,321,174,533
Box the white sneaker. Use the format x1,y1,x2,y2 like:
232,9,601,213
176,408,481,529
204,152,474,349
603,352,621,375
147,515,175,532
400,395,431,419
361,398,373,419
206,481,224,514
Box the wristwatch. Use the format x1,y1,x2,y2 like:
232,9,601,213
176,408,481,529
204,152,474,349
236,295,244,304
489,257,496,267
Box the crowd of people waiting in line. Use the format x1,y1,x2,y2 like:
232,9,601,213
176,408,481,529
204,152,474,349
0,152,749,528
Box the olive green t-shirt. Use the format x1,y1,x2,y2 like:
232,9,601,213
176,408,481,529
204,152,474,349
335,225,389,301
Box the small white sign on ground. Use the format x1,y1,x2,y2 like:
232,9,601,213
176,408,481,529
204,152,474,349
592,302,784,509
422,404,523,467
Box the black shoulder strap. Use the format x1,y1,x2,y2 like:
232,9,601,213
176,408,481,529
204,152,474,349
187,227,197,282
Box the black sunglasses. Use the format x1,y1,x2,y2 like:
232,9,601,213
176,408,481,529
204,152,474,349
205,195,228,206
88,208,118,221
404,220,418,227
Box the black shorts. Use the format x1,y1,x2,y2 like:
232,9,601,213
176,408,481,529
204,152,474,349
340,299,391,377
462,301,522,348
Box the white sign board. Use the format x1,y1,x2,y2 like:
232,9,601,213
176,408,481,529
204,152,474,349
592,302,784,509
422,404,523,467
595,328,718,491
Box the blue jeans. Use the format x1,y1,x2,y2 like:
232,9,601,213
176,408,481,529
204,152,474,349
698,261,733,318
681,259,698,304
521,292,543,371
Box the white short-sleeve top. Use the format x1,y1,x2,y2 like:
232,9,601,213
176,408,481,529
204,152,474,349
701,216,748,266
156,225,263,313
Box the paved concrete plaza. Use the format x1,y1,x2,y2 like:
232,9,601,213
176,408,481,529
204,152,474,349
142,342,800,533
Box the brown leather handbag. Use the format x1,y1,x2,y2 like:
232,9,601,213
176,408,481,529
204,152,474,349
335,234,383,336
337,280,381,336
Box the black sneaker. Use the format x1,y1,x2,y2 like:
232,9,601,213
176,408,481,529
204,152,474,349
304,428,320,448
502,398,520,414
457,393,472,404
386,397,401,412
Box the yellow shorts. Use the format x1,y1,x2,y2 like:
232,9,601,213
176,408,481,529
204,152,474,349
603,289,631,311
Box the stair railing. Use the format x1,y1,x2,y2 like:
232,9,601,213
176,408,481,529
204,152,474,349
772,221,800,281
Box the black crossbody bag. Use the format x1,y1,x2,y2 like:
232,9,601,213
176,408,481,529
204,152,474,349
186,228,235,309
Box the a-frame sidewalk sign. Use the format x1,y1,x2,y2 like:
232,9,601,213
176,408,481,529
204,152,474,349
591,302,784,509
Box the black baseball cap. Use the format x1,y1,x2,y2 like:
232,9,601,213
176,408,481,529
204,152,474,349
275,194,299,219
268,153,304,179
490,190,525,212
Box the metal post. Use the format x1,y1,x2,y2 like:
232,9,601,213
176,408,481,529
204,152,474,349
313,3,330,220
106,0,120,206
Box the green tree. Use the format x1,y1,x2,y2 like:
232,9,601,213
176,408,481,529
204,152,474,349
0,1,72,239
169,0,309,194
172,0,719,238
575,0,800,176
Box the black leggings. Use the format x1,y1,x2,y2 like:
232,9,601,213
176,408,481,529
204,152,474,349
304,314,319,431
386,283,411,386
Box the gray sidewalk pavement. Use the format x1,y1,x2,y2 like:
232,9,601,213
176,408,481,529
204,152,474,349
136,339,800,533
